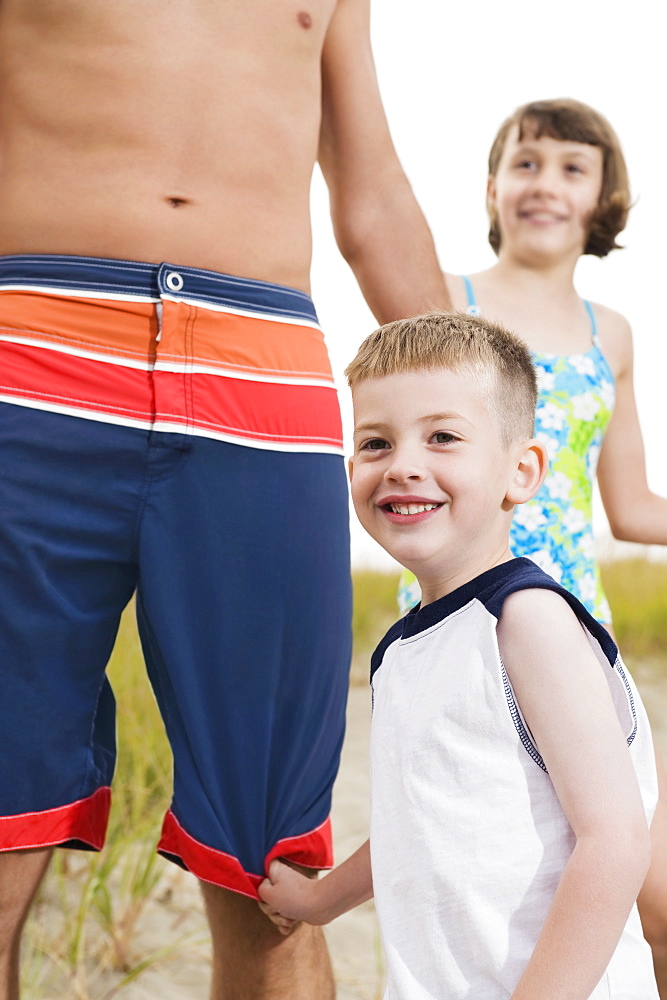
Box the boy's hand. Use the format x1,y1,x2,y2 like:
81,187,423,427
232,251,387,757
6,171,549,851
258,860,326,935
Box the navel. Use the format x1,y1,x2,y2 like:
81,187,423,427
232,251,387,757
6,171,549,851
297,10,312,28
165,196,190,209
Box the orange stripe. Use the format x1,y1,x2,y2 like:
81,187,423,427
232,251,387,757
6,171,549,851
0,290,335,380
0,289,158,362
159,300,333,380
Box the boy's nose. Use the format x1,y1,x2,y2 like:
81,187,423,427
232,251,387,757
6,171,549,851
383,451,426,484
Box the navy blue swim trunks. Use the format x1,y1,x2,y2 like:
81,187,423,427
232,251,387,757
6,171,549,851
0,254,352,897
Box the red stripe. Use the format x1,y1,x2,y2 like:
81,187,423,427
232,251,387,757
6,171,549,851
264,817,333,871
158,811,333,899
0,340,154,422
160,371,343,447
0,787,110,852
0,341,343,448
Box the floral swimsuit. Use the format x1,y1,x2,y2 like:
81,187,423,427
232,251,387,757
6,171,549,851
397,277,615,623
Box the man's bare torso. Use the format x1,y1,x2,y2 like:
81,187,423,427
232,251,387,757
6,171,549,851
0,0,337,289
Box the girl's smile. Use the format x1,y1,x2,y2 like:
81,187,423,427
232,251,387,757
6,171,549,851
488,127,604,264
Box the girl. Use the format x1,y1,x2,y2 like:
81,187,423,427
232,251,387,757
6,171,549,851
397,98,667,993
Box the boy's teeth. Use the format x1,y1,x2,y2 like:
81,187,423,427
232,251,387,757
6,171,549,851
390,503,438,515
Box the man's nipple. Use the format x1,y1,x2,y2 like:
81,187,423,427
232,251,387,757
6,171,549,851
297,11,312,28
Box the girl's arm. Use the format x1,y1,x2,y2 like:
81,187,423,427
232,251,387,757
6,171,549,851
258,839,373,935
497,588,652,1000
597,311,667,544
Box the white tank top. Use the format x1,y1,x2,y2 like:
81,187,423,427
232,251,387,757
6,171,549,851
370,559,658,999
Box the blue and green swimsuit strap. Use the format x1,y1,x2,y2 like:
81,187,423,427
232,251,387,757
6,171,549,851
397,277,614,623
462,275,481,315
582,297,600,346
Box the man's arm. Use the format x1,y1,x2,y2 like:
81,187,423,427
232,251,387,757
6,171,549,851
319,0,450,323
258,839,373,935
497,589,652,999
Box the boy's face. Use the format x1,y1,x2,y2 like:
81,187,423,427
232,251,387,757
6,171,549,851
488,125,603,262
349,367,536,602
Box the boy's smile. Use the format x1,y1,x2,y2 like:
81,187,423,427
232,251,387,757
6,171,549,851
382,498,442,522
349,367,539,604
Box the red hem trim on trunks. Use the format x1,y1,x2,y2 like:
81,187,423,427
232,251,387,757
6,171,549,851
0,787,110,852
157,809,333,900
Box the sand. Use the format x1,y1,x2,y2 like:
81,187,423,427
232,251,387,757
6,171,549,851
26,670,666,999
24,686,378,1000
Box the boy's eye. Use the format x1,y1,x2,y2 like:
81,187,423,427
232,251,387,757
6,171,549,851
431,431,457,445
565,163,584,174
361,438,389,451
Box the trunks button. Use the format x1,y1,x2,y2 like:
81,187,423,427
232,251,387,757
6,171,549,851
166,271,184,291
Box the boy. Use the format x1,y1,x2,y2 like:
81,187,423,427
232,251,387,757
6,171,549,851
258,312,660,998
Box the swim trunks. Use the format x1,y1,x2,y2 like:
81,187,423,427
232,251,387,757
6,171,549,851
397,276,614,623
0,254,352,898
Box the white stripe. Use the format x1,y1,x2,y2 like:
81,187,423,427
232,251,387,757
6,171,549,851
160,294,321,329
0,283,159,302
153,359,334,388
0,394,152,431
0,333,335,386
0,333,152,370
0,284,320,329
0,395,344,455
151,419,344,454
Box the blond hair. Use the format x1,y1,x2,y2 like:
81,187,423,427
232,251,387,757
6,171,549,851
345,312,537,444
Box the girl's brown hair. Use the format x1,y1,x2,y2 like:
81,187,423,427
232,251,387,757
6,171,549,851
487,98,631,258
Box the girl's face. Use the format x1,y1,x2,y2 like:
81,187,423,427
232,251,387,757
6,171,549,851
488,125,604,264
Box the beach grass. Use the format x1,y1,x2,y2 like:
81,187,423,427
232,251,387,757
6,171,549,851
601,557,667,663
351,569,402,684
23,606,177,999
352,558,667,672
21,557,667,996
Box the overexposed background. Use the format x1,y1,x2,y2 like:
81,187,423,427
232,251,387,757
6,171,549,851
309,0,666,568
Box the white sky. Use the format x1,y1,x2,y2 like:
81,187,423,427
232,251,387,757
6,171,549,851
309,0,666,569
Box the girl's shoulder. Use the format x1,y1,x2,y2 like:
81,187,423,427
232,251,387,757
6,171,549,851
443,270,497,313
443,272,472,311
587,301,633,379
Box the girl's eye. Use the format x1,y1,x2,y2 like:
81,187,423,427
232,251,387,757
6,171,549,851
516,159,536,171
565,163,584,174
361,438,389,451
431,431,457,445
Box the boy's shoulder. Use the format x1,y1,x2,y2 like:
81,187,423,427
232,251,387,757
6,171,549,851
370,558,617,682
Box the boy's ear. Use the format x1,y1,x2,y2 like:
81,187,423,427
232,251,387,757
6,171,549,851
348,456,354,482
504,439,549,506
